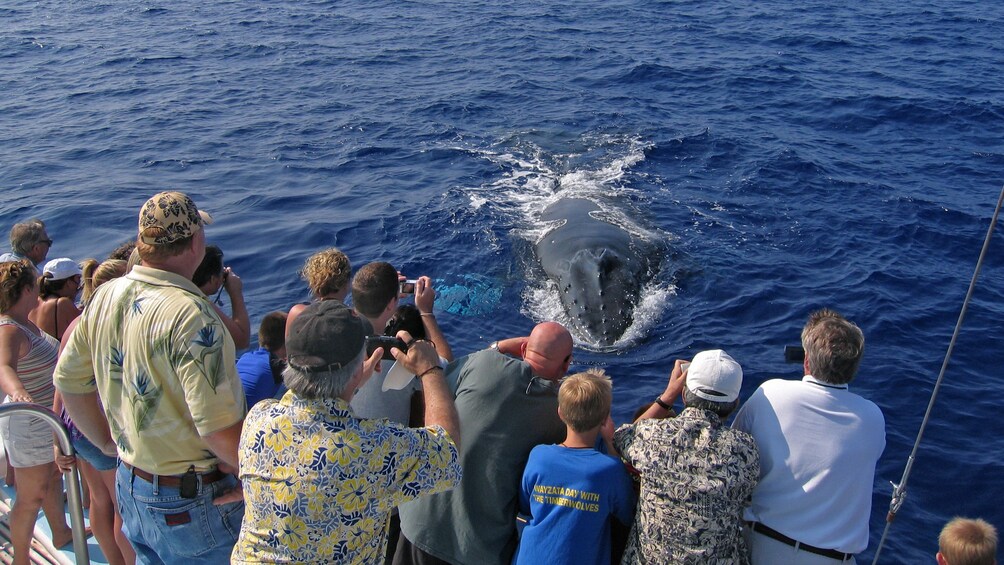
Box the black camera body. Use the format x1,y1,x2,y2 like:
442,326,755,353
784,345,805,364
365,336,409,360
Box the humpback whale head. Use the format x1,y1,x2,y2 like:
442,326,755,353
534,197,655,349
556,246,644,348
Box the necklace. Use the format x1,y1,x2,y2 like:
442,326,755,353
559,443,591,449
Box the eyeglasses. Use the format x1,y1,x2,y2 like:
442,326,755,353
39,239,54,247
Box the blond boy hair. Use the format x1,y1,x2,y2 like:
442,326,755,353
558,368,612,433
938,517,998,565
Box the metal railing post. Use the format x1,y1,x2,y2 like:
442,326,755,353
0,402,90,562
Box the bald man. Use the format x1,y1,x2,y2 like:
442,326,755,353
395,322,574,565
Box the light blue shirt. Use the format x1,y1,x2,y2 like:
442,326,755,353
0,252,31,265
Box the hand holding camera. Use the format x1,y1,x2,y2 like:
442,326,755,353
223,267,243,295
413,276,436,314
665,358,690,399
390,330,440,377
365,335,409,361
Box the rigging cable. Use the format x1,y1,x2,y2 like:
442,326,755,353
871,183,1004,565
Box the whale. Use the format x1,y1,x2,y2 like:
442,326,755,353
534,197,653,348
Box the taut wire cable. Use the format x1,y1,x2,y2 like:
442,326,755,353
871,183,1004,564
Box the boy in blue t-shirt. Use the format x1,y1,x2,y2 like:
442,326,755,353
515,369,636,565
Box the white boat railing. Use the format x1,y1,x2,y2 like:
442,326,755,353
0,402,90,562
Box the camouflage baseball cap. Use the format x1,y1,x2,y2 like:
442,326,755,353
138,191,214,245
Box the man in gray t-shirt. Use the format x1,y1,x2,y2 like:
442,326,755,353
395,322,573,565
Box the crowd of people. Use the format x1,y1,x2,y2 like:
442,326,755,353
0,191,998,565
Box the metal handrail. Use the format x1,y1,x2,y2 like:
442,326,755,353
0,402,90,562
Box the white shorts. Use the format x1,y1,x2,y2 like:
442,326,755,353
0,412,56,468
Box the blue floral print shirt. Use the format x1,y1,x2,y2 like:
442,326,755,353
232,390,462,564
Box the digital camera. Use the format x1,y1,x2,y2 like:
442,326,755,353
365,335,409,360
400,279,418,294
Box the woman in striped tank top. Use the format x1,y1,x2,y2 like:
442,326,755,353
0,260,75,564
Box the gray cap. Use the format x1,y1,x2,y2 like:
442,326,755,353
286,301,372,372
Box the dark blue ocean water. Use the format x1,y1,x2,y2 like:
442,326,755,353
2,0,1003,562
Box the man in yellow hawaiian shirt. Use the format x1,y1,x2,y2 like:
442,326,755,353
55,191,246,564
232,300,462,563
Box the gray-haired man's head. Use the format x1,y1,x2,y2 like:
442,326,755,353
283,301,373,399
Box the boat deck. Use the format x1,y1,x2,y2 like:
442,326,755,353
0,478,104,564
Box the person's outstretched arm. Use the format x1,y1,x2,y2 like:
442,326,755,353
635,359,688,422
218,267,250,349
494,336,528,357
415,276,453,362
393,333,461,449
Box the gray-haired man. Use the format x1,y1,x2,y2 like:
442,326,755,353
0,219,52,266
233,300,462,564
615,349,760,564
734,309,885,564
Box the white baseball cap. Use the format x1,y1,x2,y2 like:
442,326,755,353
686,349,743,403
42,257,81,281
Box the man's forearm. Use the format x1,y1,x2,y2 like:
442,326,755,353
422,370,461,450
215,302,250,350
228,291,251,350
421,314,453,362
495,337,528,358
201,419,244,471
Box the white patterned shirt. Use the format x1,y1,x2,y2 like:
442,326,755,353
614,407,759,565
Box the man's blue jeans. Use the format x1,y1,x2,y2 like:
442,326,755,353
115,463,245,564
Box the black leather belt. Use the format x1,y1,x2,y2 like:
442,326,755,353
748,521,853,562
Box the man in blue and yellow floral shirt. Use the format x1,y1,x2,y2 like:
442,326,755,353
232,300,462,564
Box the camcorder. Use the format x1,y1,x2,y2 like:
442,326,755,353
400,279,419,294
784,345,805,364
365,335,409,361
